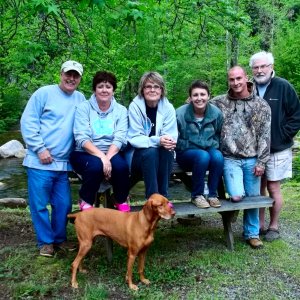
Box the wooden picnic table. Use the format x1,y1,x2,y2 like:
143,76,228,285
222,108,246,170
70,163,274,261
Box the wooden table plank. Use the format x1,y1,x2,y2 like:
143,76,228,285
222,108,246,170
131,196,274,216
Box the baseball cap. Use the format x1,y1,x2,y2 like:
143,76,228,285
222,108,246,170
61,60,83,76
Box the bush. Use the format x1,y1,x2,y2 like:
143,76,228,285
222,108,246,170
0,87,28,132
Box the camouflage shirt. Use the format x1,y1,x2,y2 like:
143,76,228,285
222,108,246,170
210,83,271,169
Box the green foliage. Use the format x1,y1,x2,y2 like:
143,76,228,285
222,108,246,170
13,282,53,299
83,283,109,299
30,0,59,15
274,18,300,92
0,86,28,132
291,155,300,183
0,0,299,130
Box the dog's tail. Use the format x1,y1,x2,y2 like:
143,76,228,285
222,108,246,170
68,213,78,219
68,212,79,224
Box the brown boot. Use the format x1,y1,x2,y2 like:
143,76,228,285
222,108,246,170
39,244,54,257
246,238,263,249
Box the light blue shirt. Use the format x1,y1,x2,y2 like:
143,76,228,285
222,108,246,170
73,95,128,153
127,95,178,148
21,84,86,171
257,82,270,98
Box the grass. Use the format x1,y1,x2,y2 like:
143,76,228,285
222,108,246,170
1,182,300,299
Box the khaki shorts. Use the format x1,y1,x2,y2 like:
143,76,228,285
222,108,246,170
265,148,292,181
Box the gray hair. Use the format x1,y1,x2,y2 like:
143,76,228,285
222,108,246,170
138,71,166,98
249,51,274,67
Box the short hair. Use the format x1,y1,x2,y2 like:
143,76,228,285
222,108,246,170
249,51,274,67
227,65,248,78
92,71,117,91
138,71,166,98
188,80,210,97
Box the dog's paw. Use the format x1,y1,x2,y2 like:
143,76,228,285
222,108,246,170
129,283,139,291
141,278,150,285
71,281,79,289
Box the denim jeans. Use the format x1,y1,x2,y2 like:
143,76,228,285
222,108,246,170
176,148,224,198
70,151,129,205
26,168,71,248
223,157,261,239
131,147,174,199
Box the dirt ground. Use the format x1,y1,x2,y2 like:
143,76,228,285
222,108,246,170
0,210,35,249
0,210,34,299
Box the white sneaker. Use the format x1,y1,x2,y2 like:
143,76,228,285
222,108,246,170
208,197,221,208
191,195,210,208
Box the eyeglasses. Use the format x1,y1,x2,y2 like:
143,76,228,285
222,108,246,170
144,84,161,91
251,64,271,71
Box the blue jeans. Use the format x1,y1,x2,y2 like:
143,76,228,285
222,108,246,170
176,148,224,198
223,157,261,239
26,168,71,248
131,147,174,199
70,151,129,205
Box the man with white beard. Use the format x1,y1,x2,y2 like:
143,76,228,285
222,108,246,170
249,51,300,242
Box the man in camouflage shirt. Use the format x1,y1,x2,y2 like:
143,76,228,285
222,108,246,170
211,66,271,249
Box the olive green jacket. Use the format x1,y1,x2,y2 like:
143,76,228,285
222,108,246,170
175,102,223,152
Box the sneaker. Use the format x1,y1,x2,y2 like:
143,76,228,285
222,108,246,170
39,244,54,257
79,200,93,211
54,241,77,252
208,197,221,208
191,195,210,209
246,238,263,249
115,202,131,212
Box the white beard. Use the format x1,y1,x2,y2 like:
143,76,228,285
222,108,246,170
254,74,271,85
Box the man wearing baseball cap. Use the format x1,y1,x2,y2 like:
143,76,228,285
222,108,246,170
21,60,86,257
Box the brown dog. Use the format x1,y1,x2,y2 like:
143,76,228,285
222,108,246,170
68,193,175,290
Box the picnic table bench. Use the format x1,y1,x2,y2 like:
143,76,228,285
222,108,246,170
130,196,273,251
69,163,274,261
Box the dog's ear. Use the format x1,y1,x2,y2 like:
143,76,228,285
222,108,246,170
144,194,163,216
147,194,175,219
148,193,165,207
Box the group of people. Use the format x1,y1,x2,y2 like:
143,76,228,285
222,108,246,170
20,51,300,257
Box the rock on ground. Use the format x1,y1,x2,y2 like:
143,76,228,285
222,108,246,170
0,140,26,158
0,198,27,208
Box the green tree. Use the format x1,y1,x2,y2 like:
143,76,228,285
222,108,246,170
0,0,299,133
